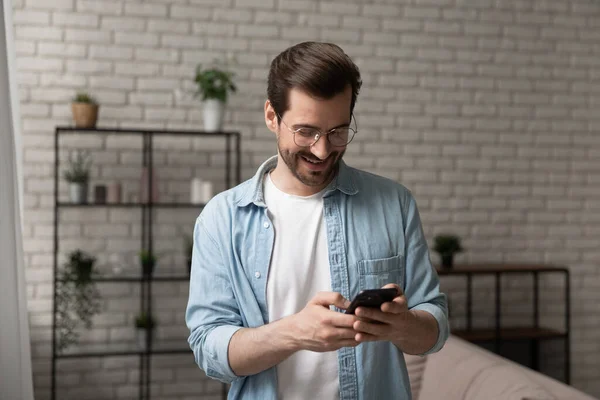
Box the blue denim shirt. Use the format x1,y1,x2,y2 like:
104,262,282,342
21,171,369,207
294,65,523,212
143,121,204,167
186,155,449,400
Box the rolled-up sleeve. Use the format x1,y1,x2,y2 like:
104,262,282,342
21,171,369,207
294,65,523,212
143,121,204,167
185,216,243,383
402,193,450,356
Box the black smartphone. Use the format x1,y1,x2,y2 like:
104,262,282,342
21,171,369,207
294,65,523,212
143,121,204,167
345,288,399,314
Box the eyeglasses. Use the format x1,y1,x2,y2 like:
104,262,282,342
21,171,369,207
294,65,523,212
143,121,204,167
276,114,357,148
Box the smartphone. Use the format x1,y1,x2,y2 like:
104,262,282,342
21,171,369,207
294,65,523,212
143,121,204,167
345,288,399,314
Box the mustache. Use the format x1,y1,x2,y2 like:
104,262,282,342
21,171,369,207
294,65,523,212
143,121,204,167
297,152,339,162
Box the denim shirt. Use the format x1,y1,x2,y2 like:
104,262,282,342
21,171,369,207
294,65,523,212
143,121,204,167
186,156,449,400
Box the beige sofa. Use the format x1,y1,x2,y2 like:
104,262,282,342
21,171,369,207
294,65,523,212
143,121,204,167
406,335,597,400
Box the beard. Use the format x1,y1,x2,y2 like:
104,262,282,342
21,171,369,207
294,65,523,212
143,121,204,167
277,138,345,188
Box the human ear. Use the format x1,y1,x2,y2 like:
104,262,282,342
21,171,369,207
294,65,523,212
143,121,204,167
264,100,278,134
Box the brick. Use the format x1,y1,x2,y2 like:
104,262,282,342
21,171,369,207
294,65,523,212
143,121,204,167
13,10,50,24
213,8,253,22
15,40,35,56
129,92,173,106
363,32,398,45
89,45,133,61
38,42,86,57
89,76,135,91
237,24,278,38
404,6,440,19
135,48,179,63
66,60,111,73
52,11,99,27
15,26,63,41
100,17,145,32
115,62,160,76
124,2,167,17
27,0,73,10
276,0,314,11
170,5,212,20
65,29,111,44
148,19,190,34
76,0,122,14
115,32,159,46
137,78,180,91
319,2,359,15
162,34,205,50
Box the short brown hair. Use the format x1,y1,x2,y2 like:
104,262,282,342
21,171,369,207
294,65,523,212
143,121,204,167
267,42,362,119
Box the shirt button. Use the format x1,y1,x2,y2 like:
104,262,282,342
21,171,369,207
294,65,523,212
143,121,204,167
263,222,270,229
255,271,261,279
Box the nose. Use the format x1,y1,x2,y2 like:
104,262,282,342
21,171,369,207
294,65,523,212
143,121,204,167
310,134,332,160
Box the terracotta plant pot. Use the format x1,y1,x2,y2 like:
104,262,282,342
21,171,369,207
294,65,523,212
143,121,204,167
71,103,99,128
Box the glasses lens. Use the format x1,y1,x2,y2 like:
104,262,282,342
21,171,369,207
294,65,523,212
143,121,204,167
329,128,355,146
294,128,318,147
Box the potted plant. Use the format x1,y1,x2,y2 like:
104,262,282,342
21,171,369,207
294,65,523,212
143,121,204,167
433,234,464,269
55,250,102,351
183,234,193,276
71,92,99,128
194,63,237,132
134,312,156,350
139,250,157,277
63,150,91,204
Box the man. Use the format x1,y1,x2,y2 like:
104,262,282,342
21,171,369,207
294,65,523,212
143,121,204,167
186,41,449,400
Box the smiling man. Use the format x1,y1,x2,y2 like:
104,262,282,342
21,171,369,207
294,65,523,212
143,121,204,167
186,42,449,400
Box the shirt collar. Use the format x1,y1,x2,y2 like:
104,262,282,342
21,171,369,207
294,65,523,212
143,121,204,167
236,155,358,208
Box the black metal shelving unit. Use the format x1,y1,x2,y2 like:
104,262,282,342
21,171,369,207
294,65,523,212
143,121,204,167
51,126,241,400
438,264,570,384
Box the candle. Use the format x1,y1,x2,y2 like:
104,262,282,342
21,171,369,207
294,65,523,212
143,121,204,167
201,181,213,203
191,178,203,204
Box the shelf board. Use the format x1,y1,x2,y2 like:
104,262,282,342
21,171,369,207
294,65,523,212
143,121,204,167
59,273,191,283
452,327,567,342
436,264,568,275
56,126,240,137
57,202,206,209
56,341,192,359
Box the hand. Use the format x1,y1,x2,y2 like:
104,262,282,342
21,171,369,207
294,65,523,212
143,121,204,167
289,291,359,352
353,283,412,343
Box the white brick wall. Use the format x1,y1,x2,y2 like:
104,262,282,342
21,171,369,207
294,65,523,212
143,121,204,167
12,0,600,398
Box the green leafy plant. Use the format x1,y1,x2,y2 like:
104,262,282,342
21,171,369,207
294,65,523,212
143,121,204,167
433,234,464,268
72,92,97,104
63,150,91,184
56,250,102,351
138,250,157,276
135,312,156,330
194,64,237,103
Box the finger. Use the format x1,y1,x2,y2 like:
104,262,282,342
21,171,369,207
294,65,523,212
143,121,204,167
381,296,407,314
329,327,360,340
353,319,387,336
355,332,378,343
311,291,350,309
355,307,392,324
381,283,403,296
328,311,358,328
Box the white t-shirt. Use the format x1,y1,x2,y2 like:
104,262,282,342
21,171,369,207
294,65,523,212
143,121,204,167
264,172,339,400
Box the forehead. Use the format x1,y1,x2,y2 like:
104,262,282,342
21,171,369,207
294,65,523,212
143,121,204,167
285,87,352,124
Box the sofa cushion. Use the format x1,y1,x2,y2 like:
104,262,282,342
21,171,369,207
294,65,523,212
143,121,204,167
465,364,557,400
404,353,427,400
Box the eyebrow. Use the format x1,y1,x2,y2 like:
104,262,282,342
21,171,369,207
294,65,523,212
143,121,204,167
291,121,351,131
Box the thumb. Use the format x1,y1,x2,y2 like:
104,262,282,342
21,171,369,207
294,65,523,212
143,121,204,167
382,283,402,296
311,291,351,309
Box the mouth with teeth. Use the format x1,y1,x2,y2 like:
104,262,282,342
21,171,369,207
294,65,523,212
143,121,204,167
299,154,329,171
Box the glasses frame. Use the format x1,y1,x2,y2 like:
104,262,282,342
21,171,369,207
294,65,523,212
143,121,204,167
276,113,358,148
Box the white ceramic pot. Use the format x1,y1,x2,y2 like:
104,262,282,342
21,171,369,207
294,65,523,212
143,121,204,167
203,99,225,132
69,182,88,204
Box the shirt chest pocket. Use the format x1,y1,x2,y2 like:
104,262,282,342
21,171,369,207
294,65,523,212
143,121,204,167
357,255,404,291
